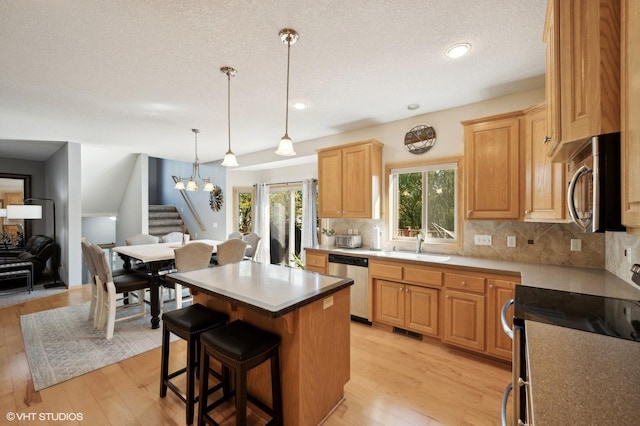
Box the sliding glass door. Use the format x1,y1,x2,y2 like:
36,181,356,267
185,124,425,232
269,187,302,266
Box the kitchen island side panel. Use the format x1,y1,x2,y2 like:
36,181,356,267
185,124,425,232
194,286,351,425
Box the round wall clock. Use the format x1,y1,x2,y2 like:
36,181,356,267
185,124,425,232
404,124,436,154
209,186,224,211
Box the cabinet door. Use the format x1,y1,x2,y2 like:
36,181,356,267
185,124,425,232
405,285,439,337
524,105,566,222
486,280,515,361
305,251,327,274
443,289,485,351
622,0,640,232
464,114,521,220
341,144,371,218
559,0,620,144
374,279,404,327
544,0,562,156
318,148,343,217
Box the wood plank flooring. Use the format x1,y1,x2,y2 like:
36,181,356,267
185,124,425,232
0,286,511,425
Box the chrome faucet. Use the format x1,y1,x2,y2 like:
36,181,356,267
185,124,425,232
416,233,424,253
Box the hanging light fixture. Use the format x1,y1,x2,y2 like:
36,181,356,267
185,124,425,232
220,66,239,167
174,129,215,192
275,28,299,156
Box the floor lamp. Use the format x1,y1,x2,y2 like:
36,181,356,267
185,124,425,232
6,197,61,288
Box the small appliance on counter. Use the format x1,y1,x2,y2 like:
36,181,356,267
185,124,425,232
334,234,362,249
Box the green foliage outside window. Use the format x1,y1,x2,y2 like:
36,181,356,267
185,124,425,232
238,192,252,234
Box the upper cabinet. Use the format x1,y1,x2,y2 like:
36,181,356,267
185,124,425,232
621,0,640,233
462,111,523,220
523,104,566,222
547,0,621,162
317,140,383,218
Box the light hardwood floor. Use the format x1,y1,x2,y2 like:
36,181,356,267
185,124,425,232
0,286,511,425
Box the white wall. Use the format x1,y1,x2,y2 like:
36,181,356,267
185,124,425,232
115,154,148,246
46,141,82,286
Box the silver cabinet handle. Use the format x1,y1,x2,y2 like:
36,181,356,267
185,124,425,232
489,284,494,289
501,383,513,426
461,281,466,286
543,136,551,144
501,299,514,339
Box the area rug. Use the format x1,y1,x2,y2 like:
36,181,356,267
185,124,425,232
20,302,177,391
0,284,67,309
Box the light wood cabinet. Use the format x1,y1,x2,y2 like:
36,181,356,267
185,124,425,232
543,0,562,157
523,104,566,222
621,0,640,233
304,250,328,274
486,279,515,361
443,289,485,352
374,279,439,337
5,192,23,205
317,140,383,219
462,111,523,220
371,259,441,338
547,0,621,162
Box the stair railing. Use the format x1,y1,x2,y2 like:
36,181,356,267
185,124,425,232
172,176,206,232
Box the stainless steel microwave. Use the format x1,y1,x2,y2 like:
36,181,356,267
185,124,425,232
567,133,625,232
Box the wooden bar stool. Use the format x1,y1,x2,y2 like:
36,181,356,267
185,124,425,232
197,320,282,426
160,303,229,425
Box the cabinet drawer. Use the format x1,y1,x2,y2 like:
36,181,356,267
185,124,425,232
444,273,485,294
305,252,327,269
369,261,403,280
404,267,442,288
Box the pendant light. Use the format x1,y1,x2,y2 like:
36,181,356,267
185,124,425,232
220,66,239,167
275,28,299,156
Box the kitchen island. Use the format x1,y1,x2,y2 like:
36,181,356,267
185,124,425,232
166,262,353,426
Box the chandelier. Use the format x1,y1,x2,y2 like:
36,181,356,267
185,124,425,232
174,129,215,192
275,28,299,156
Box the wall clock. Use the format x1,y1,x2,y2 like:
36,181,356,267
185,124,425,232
404,124,436,154
209,186,224,211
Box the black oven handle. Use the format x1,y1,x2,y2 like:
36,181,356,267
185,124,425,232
567,164,593,231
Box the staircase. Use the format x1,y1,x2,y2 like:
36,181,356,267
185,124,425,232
148,205,186,237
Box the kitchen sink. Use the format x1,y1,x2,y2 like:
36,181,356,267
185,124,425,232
332,248,450,263
379,251,450,262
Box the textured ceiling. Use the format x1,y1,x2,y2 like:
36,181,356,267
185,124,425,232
0,0,547,164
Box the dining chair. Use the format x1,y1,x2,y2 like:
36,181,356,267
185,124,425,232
227,231,243,240
89,244,150,339
242,232,261,261
216,238,248,265
125,233,160,245
163,242,213,310
81,240,101,327
160,232,190,244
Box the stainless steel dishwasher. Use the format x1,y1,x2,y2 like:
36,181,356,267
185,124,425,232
328,253,370,324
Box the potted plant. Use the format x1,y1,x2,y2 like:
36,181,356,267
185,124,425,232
321,228,336,246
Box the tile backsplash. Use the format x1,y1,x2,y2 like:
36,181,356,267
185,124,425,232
324,218,605,268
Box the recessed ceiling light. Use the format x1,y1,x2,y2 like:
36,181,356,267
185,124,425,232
292,101,307,110
407,103,420,111
446,42,471,59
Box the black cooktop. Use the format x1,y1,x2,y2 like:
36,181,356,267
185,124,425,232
515,286,640,342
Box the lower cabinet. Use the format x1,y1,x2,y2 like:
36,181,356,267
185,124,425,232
371,258,519,362
374,279,439,337
443,289,485,352
304,250,328,274
486,279,516,360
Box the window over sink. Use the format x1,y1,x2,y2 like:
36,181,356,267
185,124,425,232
388,158,460,248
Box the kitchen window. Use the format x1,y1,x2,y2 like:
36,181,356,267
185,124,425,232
232,187,254,234
388,158,460,247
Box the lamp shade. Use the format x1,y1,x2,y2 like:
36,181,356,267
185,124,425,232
275,136,296,156
7,204,42,219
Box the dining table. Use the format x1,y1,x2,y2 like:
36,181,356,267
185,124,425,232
166,262,354,425
112,239,223,329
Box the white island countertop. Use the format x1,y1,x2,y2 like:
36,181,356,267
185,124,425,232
166,261,353,317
